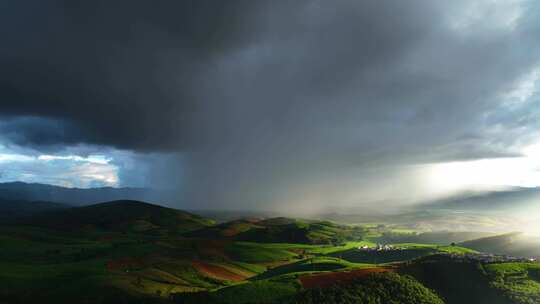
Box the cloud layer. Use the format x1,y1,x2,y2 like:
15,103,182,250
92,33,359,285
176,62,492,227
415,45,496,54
1,0,540,210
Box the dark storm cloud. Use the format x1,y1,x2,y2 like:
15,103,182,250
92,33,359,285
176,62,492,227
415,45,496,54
0,116,88,150
0,0,243,151
1,0,540,209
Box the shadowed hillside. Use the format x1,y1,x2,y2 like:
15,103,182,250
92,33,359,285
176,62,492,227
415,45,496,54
26,200,215,235
0,199,68,222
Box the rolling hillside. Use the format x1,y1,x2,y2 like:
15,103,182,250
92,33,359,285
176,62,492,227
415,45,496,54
188,217,365,245
26,200,215,234
2,198,539,304
401,254,514,304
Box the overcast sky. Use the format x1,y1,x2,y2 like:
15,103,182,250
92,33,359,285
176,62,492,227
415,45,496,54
1,0,540,211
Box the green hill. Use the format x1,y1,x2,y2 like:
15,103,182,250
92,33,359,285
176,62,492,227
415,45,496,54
172,279,299,304
296,272,444,304
188,217,365,245
404,255,540,304
251,256,360,280
401,255,513,304
485,262,540,304
26,200,215,235
173,272,444,304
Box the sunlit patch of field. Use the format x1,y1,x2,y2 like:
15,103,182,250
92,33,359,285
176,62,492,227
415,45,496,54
390,243,478,254
217,262,259,278
192,261,248,282
251,256,373,280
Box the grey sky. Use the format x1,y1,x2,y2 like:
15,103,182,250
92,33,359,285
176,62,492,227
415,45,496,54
1,0,539,211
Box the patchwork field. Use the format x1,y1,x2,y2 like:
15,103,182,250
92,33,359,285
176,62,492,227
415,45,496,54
1,200,539,304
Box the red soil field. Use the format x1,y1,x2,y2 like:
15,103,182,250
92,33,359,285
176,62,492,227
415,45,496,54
192,261,246,282
221,228,241,237
300,267,394,289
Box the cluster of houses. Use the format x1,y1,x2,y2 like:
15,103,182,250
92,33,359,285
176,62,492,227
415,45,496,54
357,244,405,252
355,244,539,264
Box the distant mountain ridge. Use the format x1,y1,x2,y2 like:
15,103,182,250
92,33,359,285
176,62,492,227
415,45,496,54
0,181,167,206
459,232,540,257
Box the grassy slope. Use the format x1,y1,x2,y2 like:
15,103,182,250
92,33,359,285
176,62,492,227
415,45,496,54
1,220,483,303
0,225,309,303
401,255,514,304
1,240,215,302
0,226,391,303
1,210,220,303
27,200,215,235
174,271,443,304
171,279,300,304
251,256,370,280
